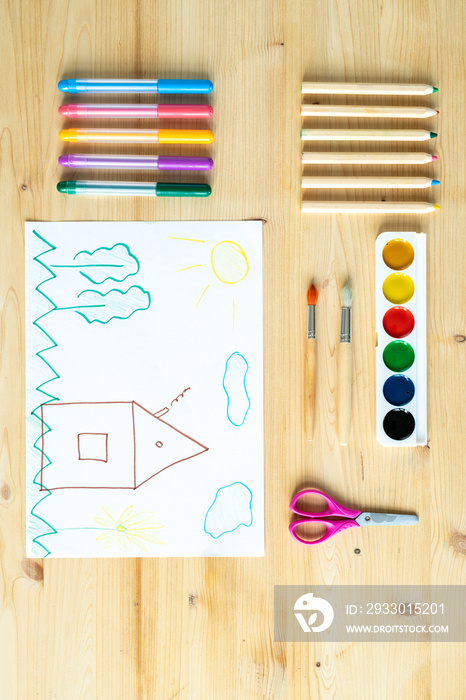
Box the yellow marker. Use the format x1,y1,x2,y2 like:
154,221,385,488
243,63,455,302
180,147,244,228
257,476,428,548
382,239,415,271
382,273,415,304
59,129,214,144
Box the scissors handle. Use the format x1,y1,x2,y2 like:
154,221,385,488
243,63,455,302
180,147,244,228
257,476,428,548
289,489,361,519
289,518,360,545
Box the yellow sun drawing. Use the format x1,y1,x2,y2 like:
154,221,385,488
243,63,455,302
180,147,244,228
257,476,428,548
94,506,164,552
170,237,250,332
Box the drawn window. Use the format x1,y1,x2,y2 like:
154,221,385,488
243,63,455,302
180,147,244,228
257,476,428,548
78,433,108,462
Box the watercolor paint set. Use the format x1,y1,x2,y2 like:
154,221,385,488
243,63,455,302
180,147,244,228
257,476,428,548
375,232,427,446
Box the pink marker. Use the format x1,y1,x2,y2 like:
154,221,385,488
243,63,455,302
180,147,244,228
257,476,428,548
58,103,213,119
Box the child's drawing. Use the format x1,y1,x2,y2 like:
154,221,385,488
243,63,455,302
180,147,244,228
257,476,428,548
26,221,264,558
204,482,253,539
223,352,250,426
94,506,164,552
173,237,250,332
39,401,208,490
74,286,151,323
50,243,140,284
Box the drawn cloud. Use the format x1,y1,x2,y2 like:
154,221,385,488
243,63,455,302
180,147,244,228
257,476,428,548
75,286,151,323
223,352,250,426
204,482,253,538
73,243,140,284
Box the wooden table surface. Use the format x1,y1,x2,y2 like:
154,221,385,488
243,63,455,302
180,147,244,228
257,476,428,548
1,1,465,698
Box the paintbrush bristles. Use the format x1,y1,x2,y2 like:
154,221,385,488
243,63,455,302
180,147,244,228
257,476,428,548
307,283,319,306
341,282,353,308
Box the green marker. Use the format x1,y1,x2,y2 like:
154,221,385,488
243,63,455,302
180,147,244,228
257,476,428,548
57,180,212,197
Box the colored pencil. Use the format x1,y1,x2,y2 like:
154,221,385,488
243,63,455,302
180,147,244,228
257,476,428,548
337,283,353,446
301,201,440,214
301,82,438,96
301,152,437,165
300,105,438,118
301,129,437,142
306,283,319,441
301,177,440,189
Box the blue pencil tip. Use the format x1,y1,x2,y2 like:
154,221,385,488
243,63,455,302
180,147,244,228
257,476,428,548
58,80,69,92
432,179,440,186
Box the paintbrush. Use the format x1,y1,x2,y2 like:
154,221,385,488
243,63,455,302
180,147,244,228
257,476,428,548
337,282,353,445
306,283,319,440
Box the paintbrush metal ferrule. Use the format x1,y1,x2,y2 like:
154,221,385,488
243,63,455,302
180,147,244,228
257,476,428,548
340,307,351,342
307,305,316,339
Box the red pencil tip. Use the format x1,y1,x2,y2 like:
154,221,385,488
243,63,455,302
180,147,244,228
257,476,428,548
307,283,319,305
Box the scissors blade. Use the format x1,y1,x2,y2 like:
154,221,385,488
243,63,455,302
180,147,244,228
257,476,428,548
356,512,419,527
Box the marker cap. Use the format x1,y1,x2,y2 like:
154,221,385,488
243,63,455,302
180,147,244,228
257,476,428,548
158,129,214,144
57,180,77,194
59,129,79,142
156,183,212,197
157,79,213,94
58,79,79,92
58,104,79,117
158,156,214,170
157,104,213,119
58,155,71,167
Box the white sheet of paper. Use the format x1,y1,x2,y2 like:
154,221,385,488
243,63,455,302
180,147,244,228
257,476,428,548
26,221,263,557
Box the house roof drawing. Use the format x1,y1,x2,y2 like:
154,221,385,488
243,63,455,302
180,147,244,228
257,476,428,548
40,401,208,490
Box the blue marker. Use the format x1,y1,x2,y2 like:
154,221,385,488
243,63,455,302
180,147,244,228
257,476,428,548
58,78,213,94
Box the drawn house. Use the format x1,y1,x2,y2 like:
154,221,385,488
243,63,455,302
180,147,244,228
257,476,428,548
40,401,208,490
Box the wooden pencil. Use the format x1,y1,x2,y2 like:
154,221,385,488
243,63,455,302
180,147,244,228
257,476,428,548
301,82,438,95
301,201,440,214
300,104,438,118
301,176,440,189
301,152,437,165
301,129,437,141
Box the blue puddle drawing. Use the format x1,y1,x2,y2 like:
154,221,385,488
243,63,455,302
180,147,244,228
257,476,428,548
204,482,253,539
223,352,250,426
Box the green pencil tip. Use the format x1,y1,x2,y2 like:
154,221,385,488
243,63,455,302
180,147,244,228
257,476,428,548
430,132,438,138
432,87,438,93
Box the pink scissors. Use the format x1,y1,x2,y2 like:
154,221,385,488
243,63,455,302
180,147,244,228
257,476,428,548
289,489,418,545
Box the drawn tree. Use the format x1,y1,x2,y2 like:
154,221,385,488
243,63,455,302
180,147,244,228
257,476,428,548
74,286,151,323
51,243,140,284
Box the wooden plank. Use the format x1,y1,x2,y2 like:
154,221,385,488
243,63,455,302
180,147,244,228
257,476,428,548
0,0,464,698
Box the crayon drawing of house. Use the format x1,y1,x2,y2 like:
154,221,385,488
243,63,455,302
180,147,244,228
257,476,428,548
39,401,208,490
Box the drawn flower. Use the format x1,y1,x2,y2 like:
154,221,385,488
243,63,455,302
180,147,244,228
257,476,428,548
94,506,164,552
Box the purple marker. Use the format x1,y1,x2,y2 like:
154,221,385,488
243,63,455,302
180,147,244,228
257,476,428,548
58,154,214,171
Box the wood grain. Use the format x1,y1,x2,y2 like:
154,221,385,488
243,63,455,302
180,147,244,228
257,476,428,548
1,0,465,698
